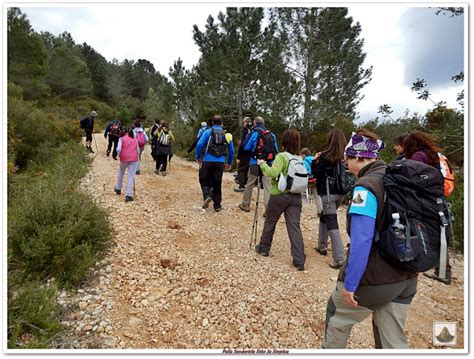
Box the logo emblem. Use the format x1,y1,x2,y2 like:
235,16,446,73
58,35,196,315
433,322,457,346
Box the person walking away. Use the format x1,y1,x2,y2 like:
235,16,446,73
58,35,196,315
153,122,175,176
149,119,161,160
234,117,253,192
104,116,122,159
80,110,97,153
301,147,323,214
195,115,234,212
238,116,278,215
114,128,140,202
312,129,347,269
132,119,149,175
187,121,209,154
393,135,407,160
323,129,419,349
404,131,453,284
254,129,306,271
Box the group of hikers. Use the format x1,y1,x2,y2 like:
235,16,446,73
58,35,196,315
81,110,456,349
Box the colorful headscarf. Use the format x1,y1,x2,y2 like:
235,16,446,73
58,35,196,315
344,132,385,159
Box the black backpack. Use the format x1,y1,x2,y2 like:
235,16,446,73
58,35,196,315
333,161,354,195
108,122,122,137
80,116,89,129
206,128,228,157
255,128,276,162
374,159,451,273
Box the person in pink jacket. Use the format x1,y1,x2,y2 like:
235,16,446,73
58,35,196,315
114,128,140,202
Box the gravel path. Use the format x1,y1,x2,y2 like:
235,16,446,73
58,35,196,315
55,136,465,350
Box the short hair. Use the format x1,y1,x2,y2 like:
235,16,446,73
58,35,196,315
243,117,252,125
212,115,223,125
300,147,311,156
254,116,265,126
161,122,167,128
134,119,141,128
281,129,301,155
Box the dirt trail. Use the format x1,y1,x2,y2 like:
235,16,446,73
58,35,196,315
58,135,465,350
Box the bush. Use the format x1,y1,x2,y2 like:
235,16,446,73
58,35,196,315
8,143,111,287
448,173,464,253
8,280,62,348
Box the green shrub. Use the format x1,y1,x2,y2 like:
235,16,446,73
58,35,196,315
8,280,62,348
8,143,111,287
448,173,464,253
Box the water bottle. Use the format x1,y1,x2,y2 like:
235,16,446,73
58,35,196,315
391,213,413,261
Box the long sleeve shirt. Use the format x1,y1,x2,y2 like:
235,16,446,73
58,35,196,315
195,125,234,165
344,186,378,292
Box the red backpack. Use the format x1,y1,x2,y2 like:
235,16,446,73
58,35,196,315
109,123,121,137
255,128,276,162
136,131,146,148
438,152,455,197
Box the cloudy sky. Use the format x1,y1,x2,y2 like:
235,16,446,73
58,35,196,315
19,2,465,122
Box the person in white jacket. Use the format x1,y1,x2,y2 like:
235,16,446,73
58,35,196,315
132,119,149,175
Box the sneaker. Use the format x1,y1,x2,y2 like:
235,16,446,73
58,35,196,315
255,245,269,257
113,156,117,160
315,247,327,256
161,171,167,177
214,207,222,212
125,196,134,202
136,170,141,175
202,196,212,209
329,260,344,269
292,260,305,271
423,271,452,285
114,188,121,195
239,203,251,212
155,169,160,174
233,187,245,193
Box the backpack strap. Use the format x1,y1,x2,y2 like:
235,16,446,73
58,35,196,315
205,128,213,154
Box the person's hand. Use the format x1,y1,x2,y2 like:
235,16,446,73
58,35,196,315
236,159,240,165
196,159,202,166
342,287,358,307
315,152,321,159
257,159,265,166
224,164,231,171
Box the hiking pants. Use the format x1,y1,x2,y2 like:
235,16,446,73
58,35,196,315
116,161,139,198
84,129,93,143
318,194,345,262
323,279,417,349
258,193,306,267
107,136,119,159
237,153,251,189
156,154,168,172
137,146,144,172
199,161,224,209
242,164,272,208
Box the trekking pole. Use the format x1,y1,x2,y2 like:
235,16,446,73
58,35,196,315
93,133,100,156
249,175,261,249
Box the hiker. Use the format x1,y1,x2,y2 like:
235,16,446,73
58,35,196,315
114,128,140,202
312,129,347,269
187,121,209,154
234,117,253,192
104,116,122,160
323,129,419,349
254,129,306,271
80,110,97,153
195,115,234,212
301,147,323,215
238,116,278,215
393,135,407,160
149,119,161,160
132,119,149,175
404,131,452,284
153,121,175,176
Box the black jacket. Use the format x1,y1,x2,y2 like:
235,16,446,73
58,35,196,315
312,153,339,195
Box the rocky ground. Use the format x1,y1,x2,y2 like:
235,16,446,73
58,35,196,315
53,136,465,350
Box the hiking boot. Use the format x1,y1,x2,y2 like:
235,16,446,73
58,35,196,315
263,211,267,217
292,260,305,271
202,196,212,209
161,171,167,177
114,188,121,195
125,196,134,202
423,271,452,285
255,244,269,257
106,150,110,156
233,186,245,193
87,147,94,153
113,156,117,160
154,169,160,175
315,247,327,256
214,206,222,212
239,203,251,212
136,170,141,175
329,260,344,269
